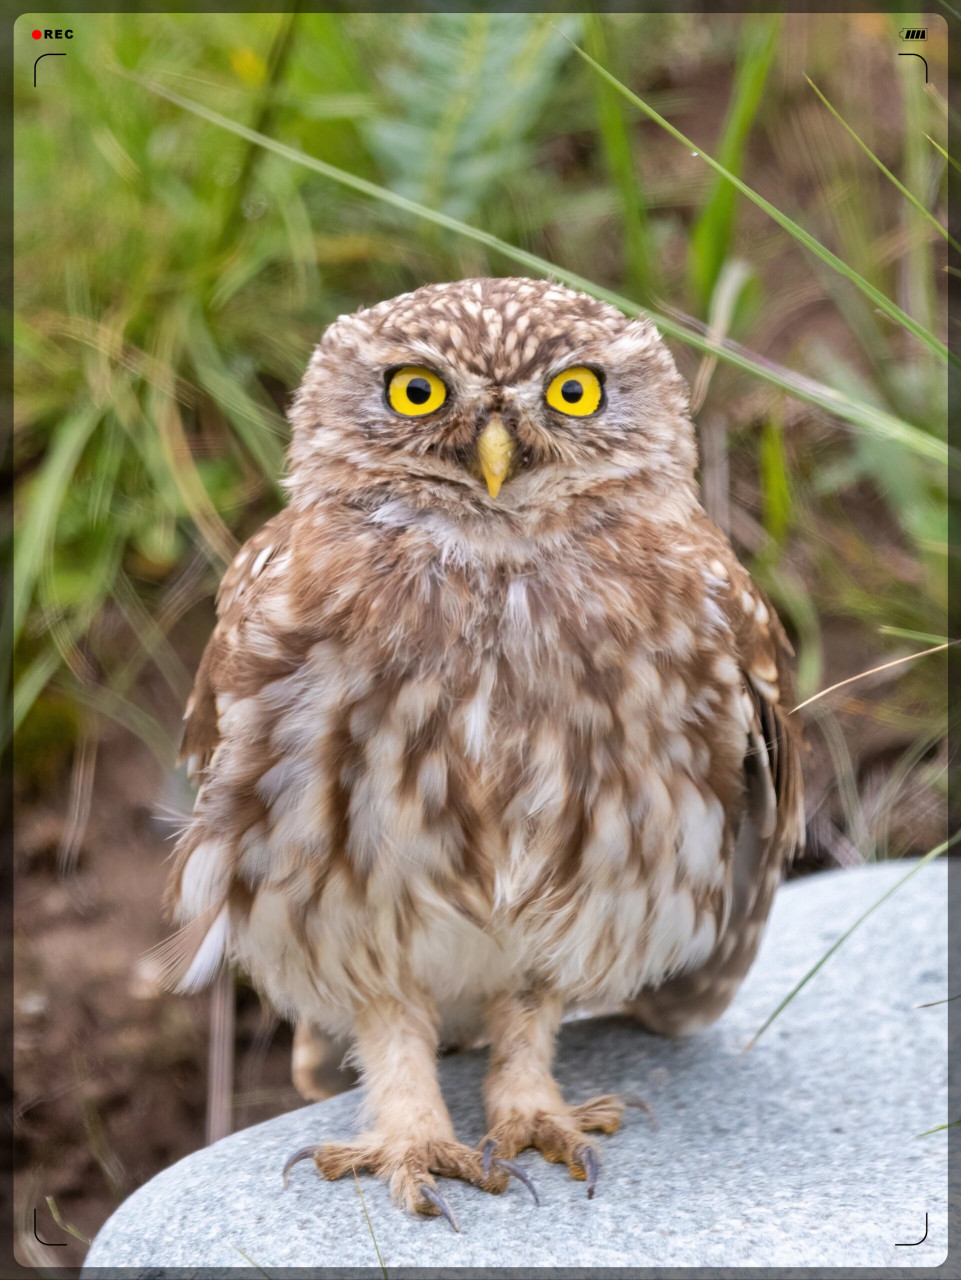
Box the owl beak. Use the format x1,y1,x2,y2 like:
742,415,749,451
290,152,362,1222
476,415,515,499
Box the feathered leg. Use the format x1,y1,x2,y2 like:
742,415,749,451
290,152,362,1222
480,990,624,1198
283,995,531,1226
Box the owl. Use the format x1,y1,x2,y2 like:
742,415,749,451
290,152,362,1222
164,277,803,1228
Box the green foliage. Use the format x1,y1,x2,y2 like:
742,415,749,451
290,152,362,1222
583,14,653,300
805,75,958,255
758,413,792,549
567,33,953,369
131,71,949,466
12,13,949,845
365,13,578,225
688,15,782,312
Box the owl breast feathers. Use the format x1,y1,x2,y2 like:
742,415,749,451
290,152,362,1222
163,278,803,1215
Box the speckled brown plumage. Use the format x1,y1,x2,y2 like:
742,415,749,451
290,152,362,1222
164,277,804,1222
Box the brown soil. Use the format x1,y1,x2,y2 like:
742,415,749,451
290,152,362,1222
13,679,305,1270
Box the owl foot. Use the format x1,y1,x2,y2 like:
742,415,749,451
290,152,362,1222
282,1134,537,1227
480,1093,626,1199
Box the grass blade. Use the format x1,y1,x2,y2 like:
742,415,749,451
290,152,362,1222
112,68,951,469
879,625,948,645
45,1196,91,1247
897,36,937,341
916,1119,959,1137
353,1168,389,1278
187,314,287,484
228,1241,274,1278
924,133,960,176
806,77,958,255
790,640,955,713
51,675,176,766
745,834,956,1052
689,258,755,412
689,15,781,310
758,410,792,546
563,35,954,369
11,405,100,651
11,648,63,742
583,14,654,299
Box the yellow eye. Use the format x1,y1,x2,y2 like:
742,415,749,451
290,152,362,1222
386,366,448,417
545,366,603,417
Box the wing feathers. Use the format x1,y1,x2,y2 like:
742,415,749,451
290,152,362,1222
143,905,230,994
624,538,804,1035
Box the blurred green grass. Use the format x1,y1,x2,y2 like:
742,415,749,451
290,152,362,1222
11,12,951,861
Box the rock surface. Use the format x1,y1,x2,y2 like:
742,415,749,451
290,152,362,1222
82,860,951,1272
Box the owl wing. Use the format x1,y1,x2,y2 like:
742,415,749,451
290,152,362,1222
625,540,805,1035
179,510,293,783
151,510,298,991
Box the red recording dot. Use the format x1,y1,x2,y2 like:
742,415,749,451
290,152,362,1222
32,30,42,39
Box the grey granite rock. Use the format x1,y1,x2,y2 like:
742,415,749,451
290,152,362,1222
82,860,950,1272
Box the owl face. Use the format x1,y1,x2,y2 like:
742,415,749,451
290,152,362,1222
287,278,697,519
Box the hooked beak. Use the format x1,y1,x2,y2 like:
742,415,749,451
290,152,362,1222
476,415,515,499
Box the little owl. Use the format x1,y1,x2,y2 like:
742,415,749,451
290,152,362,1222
164,277,803,1227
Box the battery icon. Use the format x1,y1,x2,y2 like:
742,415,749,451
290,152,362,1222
899,28,926,39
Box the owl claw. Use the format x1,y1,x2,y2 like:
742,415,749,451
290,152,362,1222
577,1146,598,1199
623,1091,657,1128
481,1137,497,1179
493,1157,539,1205
282,1144,321,1189
419,1184,459,1232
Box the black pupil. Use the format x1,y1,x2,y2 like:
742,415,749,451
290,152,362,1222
406,377,432,405
561,379,584,403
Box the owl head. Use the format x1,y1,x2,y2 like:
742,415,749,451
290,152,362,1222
286,277,697,525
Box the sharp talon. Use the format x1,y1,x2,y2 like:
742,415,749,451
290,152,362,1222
420,1184,460,1232
282,1145,319,1189
481,1137,497,1179
623,1092,657,1128
578,1146,598,1199
494,1157,539,1206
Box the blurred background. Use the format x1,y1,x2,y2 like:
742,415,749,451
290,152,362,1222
11,11,951,1266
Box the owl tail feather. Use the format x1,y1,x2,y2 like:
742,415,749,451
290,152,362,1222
143,905,231,994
